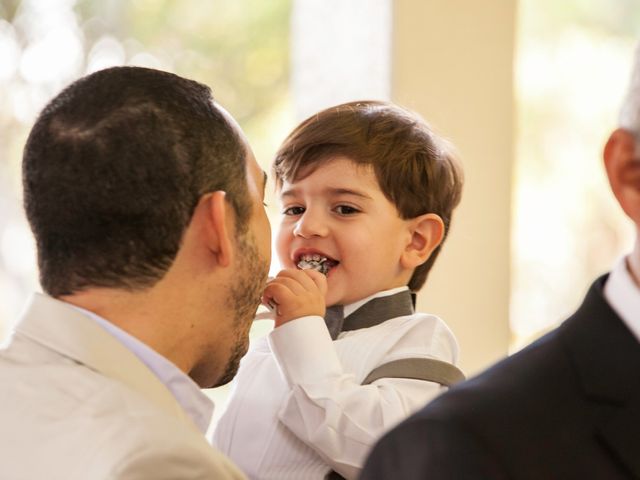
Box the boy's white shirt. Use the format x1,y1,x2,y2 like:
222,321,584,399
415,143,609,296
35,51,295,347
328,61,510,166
212,287,459,480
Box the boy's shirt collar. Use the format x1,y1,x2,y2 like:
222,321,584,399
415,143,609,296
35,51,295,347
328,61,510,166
323,286,413,339
343,286,410,318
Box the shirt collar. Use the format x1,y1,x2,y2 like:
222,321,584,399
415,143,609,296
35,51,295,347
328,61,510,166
604,256,640,343
343,286,409,318
68,304,214,434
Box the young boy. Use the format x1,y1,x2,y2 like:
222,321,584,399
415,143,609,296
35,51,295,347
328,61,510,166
213,101,464,480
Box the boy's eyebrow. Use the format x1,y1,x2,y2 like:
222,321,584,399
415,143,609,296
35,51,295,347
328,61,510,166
326,187,373,200
262,171,267,198
279,186,373,200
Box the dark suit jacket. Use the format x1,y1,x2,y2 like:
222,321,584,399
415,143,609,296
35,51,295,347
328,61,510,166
360,276,640,480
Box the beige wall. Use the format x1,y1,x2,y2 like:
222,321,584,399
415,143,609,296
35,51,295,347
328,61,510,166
392,0,516,375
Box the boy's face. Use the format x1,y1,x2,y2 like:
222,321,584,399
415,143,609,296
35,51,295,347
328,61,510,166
276,156,413,306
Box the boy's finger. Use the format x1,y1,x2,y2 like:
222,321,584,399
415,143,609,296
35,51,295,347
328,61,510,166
276,268,319,291
300,268,328,296
263,279,308,305
267,275,308,296
261,293,277,310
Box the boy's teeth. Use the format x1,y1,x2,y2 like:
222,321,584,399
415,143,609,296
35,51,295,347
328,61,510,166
297,254,333,275
301,253,326,262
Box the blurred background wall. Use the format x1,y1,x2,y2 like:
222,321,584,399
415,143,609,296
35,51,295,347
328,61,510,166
0,0,637,416
393,0,515,375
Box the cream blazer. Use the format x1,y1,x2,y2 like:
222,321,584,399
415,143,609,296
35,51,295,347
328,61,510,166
0,293,246,480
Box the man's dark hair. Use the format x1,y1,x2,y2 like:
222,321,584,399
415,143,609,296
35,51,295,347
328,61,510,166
23,66,251,296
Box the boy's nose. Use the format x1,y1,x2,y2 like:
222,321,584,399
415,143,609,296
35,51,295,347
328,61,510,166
293,212,328,238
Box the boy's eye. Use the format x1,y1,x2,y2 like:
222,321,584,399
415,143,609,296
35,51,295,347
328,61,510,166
283,206,305,216
334,205,360,215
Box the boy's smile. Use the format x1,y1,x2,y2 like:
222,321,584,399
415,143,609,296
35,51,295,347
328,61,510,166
276,156,414,307
296,251,339,275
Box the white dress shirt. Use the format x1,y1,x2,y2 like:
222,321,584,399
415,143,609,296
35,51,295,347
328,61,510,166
213,288,459,480
71,304,214,434
604,256,640,343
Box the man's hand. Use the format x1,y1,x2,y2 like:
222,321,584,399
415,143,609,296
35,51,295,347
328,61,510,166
262,268,327,327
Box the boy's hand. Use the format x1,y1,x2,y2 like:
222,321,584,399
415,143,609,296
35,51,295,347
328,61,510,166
262,268,327,327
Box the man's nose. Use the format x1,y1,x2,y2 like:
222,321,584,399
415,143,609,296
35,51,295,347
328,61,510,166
293,210,329,238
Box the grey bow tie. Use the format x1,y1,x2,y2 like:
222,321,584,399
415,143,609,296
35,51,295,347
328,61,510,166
323,290,415,340
323,305,345,340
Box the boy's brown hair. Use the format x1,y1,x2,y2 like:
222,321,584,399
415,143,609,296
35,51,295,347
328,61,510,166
273,100,463,291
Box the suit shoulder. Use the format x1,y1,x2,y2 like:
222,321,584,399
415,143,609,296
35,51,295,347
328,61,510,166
0,361,244,479
67,380,243,478
104,414,245,479
414,326,569,422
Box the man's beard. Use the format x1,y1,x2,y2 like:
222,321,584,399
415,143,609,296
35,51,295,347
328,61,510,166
213,230,269,387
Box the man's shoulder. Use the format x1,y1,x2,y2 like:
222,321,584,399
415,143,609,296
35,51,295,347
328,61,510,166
98,402,243,478
364,276,640,479
418,277,618,422
0,351,244,479
413,324,570,427
0,350,168,434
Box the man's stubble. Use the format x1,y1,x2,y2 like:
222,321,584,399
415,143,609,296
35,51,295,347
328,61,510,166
213,230,269,387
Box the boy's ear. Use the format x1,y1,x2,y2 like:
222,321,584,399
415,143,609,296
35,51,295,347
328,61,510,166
401,213,445,270
201,191,233,268
604,128,640,226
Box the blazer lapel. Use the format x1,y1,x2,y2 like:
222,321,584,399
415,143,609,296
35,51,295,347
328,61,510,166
14,293,192,429
561,276,640,477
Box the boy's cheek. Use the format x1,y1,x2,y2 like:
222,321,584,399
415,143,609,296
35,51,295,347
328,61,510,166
274,229,292,261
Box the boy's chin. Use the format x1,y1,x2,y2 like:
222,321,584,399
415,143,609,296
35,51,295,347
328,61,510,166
325,290,360,308
327,284,394,307
324,290,343,308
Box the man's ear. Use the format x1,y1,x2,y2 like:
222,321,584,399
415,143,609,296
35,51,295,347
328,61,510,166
604,128,640,225
400,213,445,270
202,191,233,268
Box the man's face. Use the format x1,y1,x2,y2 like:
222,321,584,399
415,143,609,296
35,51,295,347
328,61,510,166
213,148,271,387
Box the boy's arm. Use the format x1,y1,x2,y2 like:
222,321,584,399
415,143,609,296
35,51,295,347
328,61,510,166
268,313,454,480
